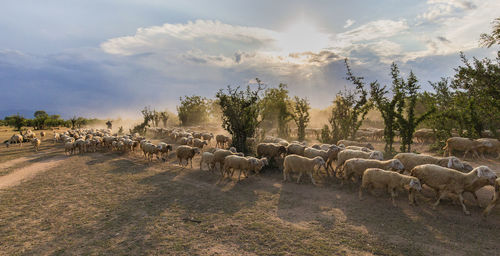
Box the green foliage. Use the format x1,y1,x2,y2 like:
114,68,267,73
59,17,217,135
216,79,263,153
322,59,370,144
394,69,434,152
177,95,210,126
369,63,404,153
32,110,49,130
260,83,293,138
480,17,500,48
291,97,310,141
5,114,26,131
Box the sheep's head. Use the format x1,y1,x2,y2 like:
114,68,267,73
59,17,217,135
447,157,464,170
391,159,405,171
312,144,321,150
313,156,326,168
250,158,266,173
409,179,422,191
229,147,237,153
462,162,473,172
278,145,287,155
360,147,371,152
365,143,374,150
370,151,384,160
474,166,497,184
260,157,268,166
193,147,201,155
338,144,346,149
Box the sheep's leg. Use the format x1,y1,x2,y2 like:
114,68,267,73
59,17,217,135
409,190,417,206
433,191,445,209
237,169,242,182
482,195,498,218
390,188,397,207
310,172,316,185
458,193,471,215
296,173,302,184
358,186,364,200
283,170,288,182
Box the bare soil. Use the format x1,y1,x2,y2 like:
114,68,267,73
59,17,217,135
0,126,499,255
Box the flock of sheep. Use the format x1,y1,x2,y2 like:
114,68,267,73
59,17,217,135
3,126,500,219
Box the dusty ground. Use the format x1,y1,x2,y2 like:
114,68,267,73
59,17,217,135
0,127,499,255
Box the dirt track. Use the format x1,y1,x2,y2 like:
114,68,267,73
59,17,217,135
0,155,65,189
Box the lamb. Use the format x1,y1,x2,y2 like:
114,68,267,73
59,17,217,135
64,142,75,155
31,138,41,152
216,134,231,148
359,168,422,206
482,178,500,218
5,134,23,147
410,164,497,215
443,137,481,159
340,158,405,184
283,155,325,185
337,140,374,150
175,145,201,168
201,132,214,142
53,132,61,144
157,142,173,161
142,143,159,161
335,149,384,173
192,138,208,149
199,152,215,172
246,157,268,175
40,131,46,137
256,143,287,162
394,153,471,173
222,155,252,181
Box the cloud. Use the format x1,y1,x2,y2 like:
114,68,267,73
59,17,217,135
336,19,409,42
418,0,478,22
343,19,355,28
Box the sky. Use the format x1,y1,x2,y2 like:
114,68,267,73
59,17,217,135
1,0,499,119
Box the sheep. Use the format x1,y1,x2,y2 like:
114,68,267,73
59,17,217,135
213,149,243,175
201,132,214,142
283,155,325,185
482,178,500,219
192,138,208,149
246,157,268,175
216,134,231,148
157,143,173,161
286,143,306,156
64,142,75,155
40,131,46,138
53,132,61,144
413,128,435,144
340,158,405,184
256,143,287,162
410,164,497,215
199,152,215,172
394,153,471,173
31,138,41,152
337,140,374,150
443,137,481,159
335,149,384,173
175,145,201,168
142,143,159,161
222,155,251,181
303,147,336,174
476,138,500,159
359,168,422,206
345,146,371,152
5,134,23,147
178,137,192,145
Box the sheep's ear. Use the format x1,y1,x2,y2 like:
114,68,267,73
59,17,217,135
447,158,453,168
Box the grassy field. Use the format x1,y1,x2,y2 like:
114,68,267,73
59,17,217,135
0,127,499,255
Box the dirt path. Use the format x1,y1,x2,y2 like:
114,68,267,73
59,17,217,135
0,157,30,170
0,156,65,189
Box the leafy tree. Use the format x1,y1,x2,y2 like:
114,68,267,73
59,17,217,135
5,114,25,131
159,111,169,127
394,69,434,152
480,17,500,47
33,110,49,130
216,80,263,153
370,63,404,153
291,96,310,141
177,95,210,126
260,83,293,138
321,59,370,143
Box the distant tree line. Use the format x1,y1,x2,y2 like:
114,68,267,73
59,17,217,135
1,111,105,131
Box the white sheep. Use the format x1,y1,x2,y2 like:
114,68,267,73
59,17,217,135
335,149,384,173
257,143,287,161
410,164,497,215
199,152,215,172
482,178,500,218
359,168,422,206
283,155,325,185
213,149,243,175
340,158,405,184
31,138,41,152
222,155,251,181
394,153,471,173
215,134,231,148
157,142,173,161
337,140,374,150
5,134,23,147
175,145,201,168
192,138,208,149
64,142,75,155
286,143,306,156
476,138,500,159
345,146,371,152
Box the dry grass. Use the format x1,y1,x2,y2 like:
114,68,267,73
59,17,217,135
0,127,499,255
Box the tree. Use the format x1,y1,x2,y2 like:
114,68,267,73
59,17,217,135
291,97,310,141
159,111,169,127
480,17,500,47
5,114,25,131
260,83,293,138
394,70,434,152
33,110,49,130
105,120,113,130
130,106,155,135
216,80,264,153
177,95,210,126
370,63,404,153
321,59,371,143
